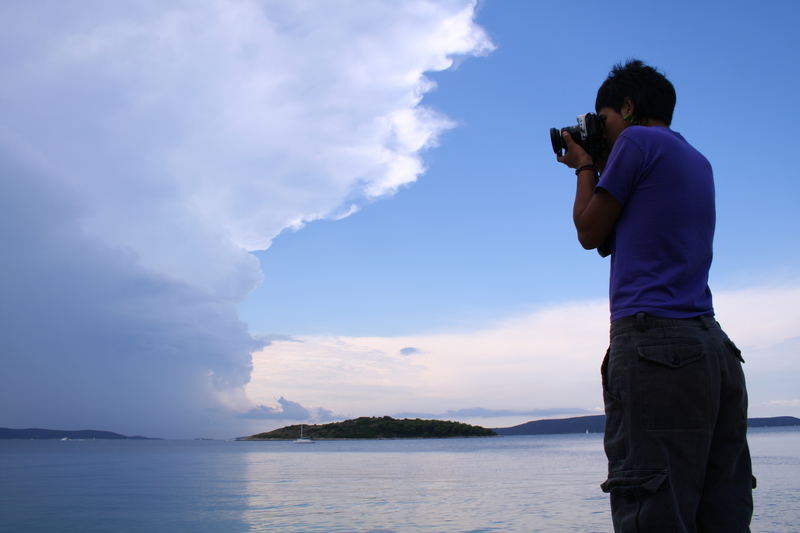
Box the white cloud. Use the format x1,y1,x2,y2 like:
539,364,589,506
2,1,492,275
249,285,800,426
3,0,490,256
0,1,491,438
714,286,800,350
248,299,611,425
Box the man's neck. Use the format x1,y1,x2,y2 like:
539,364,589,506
641,118,668,128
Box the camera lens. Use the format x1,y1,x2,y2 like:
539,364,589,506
549,128,564,155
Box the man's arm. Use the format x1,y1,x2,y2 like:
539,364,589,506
558,131,622,250
572,171,621,250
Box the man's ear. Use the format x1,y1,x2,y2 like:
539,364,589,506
622,97,635,117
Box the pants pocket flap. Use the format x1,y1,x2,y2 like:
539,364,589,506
601,470,668,494
637,340,703,368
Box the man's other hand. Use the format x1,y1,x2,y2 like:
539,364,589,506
557,131,593,169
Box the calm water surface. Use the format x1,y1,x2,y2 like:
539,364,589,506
1,428,797,532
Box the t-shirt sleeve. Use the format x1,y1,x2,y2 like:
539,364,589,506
596,132,645,207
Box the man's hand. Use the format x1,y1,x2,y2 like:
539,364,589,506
556,131,594,169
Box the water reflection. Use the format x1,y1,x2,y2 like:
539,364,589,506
241,435,611,532
3,429,796,532
0,439,253,533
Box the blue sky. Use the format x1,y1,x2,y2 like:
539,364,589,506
1,0,798,438
241,0,800,337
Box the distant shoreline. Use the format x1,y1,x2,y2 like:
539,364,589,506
0,428,158,440
492,415,800,436
3,415,797,440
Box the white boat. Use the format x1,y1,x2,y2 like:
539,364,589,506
293,425,314,444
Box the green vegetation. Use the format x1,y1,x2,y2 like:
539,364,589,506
241,416,497,440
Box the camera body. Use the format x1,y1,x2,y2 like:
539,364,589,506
549,113,607,165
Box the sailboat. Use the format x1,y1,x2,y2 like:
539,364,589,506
293,424,314,444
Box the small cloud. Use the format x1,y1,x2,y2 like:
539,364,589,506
241,397,342,422
399,346,421,356
766,399,800,407
313,407,339,423
263,334,302,343
241,397,309,420
448,407,592,418
392,407,593,419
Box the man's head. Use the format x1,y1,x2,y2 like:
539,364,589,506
595,59,676,127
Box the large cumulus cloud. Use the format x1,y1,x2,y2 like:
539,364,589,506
0,143,262,438
0,1,491,438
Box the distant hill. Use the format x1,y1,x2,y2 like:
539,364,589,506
0,428,156,440
494,415,605,436
241,416,497,440
494,415,800,436
748,416,800,428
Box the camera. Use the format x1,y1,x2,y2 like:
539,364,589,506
549,113,607,166
550,113,613,258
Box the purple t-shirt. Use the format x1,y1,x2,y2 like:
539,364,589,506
597,126,715,321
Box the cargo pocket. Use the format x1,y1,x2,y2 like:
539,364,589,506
601,469,674,532
636,338,709,429
725,338,745,363
602,347,626,461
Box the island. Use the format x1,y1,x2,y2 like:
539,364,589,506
239,416,497,440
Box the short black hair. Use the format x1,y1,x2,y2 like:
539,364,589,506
595,59,676,126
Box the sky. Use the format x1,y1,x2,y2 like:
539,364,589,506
1,0,798,439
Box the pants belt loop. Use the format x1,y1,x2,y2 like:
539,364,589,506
635,312,647,332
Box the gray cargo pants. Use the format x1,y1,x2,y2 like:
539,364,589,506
601,312,754,532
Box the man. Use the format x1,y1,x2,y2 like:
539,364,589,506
556,60,753,532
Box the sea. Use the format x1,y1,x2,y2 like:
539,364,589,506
1,428,797,533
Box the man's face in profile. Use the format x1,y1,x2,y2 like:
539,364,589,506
597,107,627,148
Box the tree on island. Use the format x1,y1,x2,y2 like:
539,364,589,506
241,416,497,440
